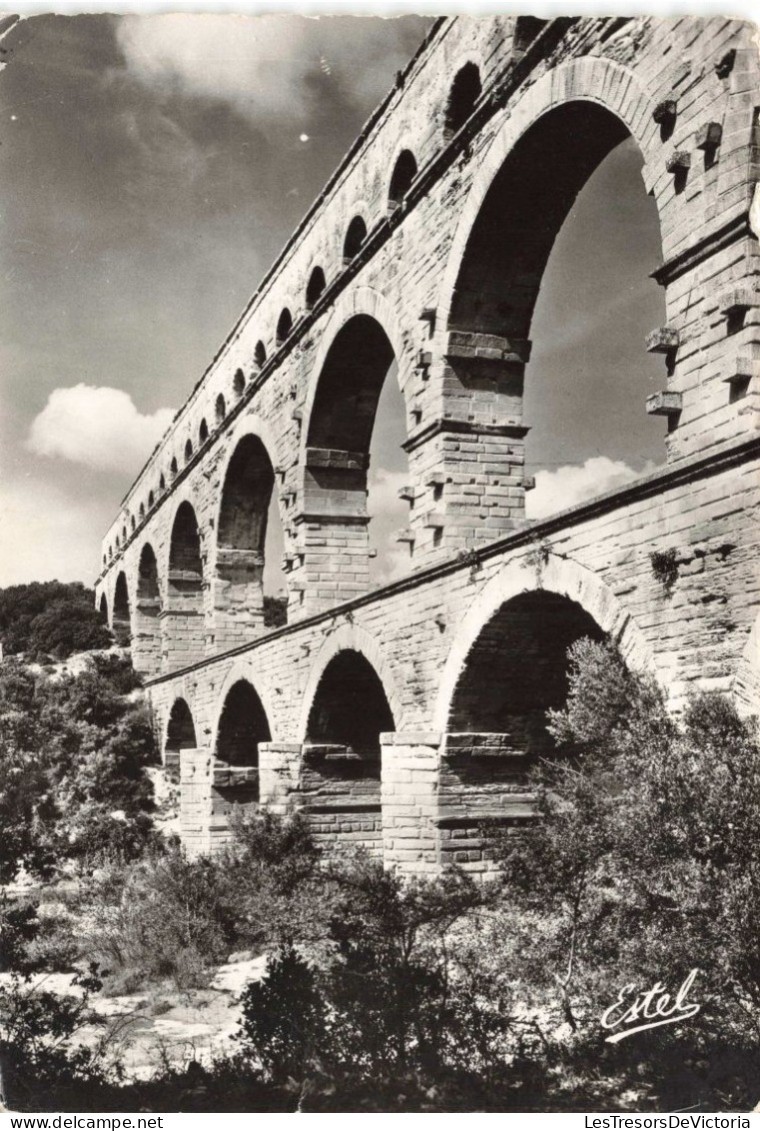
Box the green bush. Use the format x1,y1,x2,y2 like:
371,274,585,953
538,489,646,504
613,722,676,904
0,965,118,1112
494,637,760,1109
80,847,237,991
0,581,111,660
0,657,158,883
238,858,504,1098
240,947,328,1081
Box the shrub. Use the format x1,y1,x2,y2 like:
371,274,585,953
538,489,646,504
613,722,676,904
238,858,502,1096
0,898,41,974
263,596,288,629
0,966,118,1112
221,810,329,951
495,637,760,1109
80,847,237,991
240,947,328,1081
0,581,111,659
0,657,158,883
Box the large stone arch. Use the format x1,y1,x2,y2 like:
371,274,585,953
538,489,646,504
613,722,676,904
112,570,131,647
300,285,413,449
298,621,404,743
133,542,162,678
434,553,656,733
415,57,669,565
207,669,274,827
162,489,205,580
437,55,665,336
164,695,198,763
211,414,287,650
163,496,206,669
296,287,415,616
214,678,271,768
211,659,280,753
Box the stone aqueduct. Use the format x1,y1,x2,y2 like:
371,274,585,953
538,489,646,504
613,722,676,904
96,15,760,872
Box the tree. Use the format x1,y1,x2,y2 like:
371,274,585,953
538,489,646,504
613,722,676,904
0,582,111,659
0,966,116,1112
496,638,760,1105
238,856,503,1098
0,657,158,883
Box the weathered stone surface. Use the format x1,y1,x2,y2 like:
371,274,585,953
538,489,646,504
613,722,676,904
95,16,760,874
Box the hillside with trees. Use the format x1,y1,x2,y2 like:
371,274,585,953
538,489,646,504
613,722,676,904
2,635,760,1112
0,581,111,660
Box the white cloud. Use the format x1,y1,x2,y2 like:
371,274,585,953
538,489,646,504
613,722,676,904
527,456,659,521
368,468,410,584
26,385,174,475
117,15,325,122
116,15,423,126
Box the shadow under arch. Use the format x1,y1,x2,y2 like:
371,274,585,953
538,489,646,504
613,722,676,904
433,60,669,548
446,589,606,755
305,648,395,761
213,429,286,650
133,542,161,677
444,60,481,139
435,555,656,735
165,499,205,668
299,621,404,743
215,678,271,768
211,678,272,817
438,57,664,334
301,644,396,852
164,697,198,771
298,303,411,613
112,571,130,646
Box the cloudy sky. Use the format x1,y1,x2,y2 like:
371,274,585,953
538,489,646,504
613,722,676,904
0,12,667,591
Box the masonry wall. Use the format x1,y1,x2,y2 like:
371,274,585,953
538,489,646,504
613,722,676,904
158,440,760,870
94,14,760,871
96,14,760,649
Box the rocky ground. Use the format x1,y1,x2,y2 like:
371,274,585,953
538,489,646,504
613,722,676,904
2,954,267,1082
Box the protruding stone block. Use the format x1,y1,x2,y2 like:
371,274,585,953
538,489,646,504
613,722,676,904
419,308,436,334
445,330,531,364
646,326,680,354
652,98,677,126
718,287,755,317
722,357,755,402
305,447,369,471
695,121,722,152
212,762,259,789
646,390,683,417
715,48,736,78
665,150,690,174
